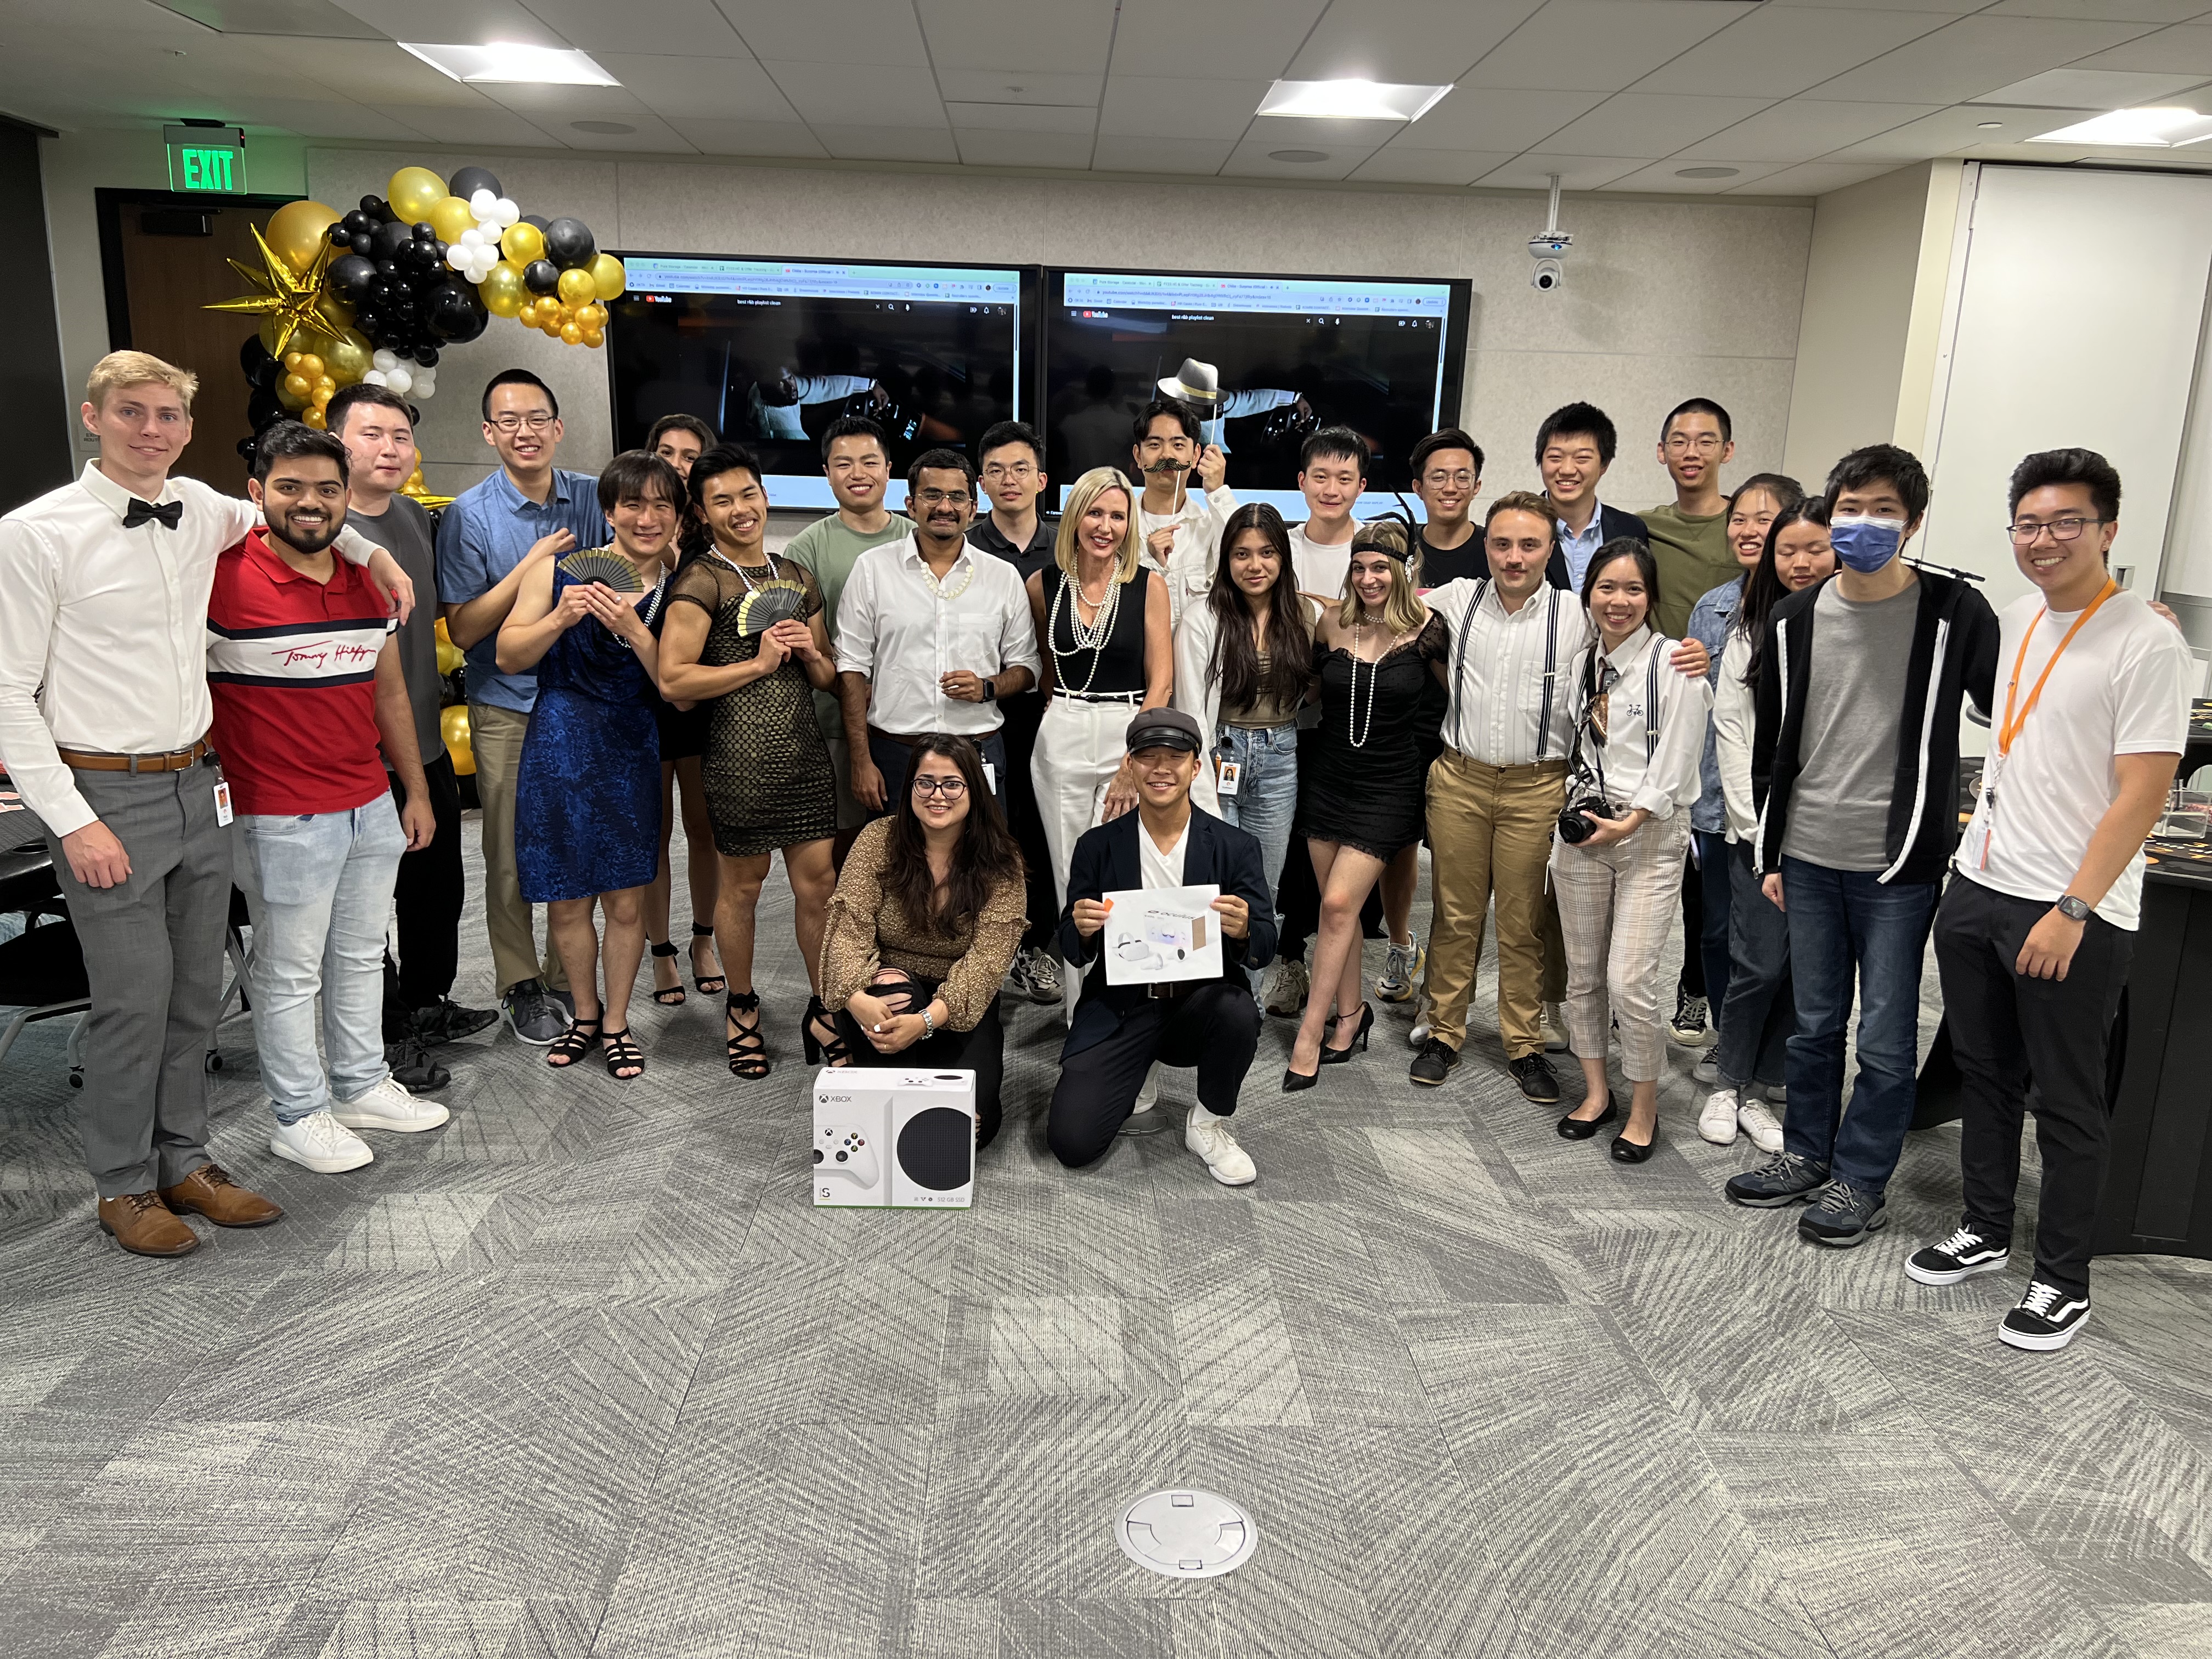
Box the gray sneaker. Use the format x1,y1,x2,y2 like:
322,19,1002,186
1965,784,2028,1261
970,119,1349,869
1798,1178,1888,1247
502,978,567,1046
1008,946,1063,1005
1724,1149,1829,1208
1263,958,1309,1018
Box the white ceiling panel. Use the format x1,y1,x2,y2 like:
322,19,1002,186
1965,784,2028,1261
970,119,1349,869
223,96,435,140
1764,0,1982,10
477,81,652,114
1090,134,1237,173
1827,100,2092,156
1971,66,2212,105
596,53,802,119
1674,97,1941,160
935,69,1103,105
1348,145,1521,183
761,60,949,125
508,109,701,150
1474,151,1650,188
1542,92,1776,157
665,116,829,155
1105,0,1328,79
917,0,1119,73
1285,0,1548,83
943,100,1097,133
810,122,961,162
1985,0,2212,19
1730,159,1901,192
1602,158,1792,190
1389,85,1606,150
388,103,570,145
1635,6,1951,99
519,0,752,54
1810,15,2160,103
1242,114,1413,149
713,0,929,65
1220,139,1377,180
239,38,486,103
328,0,563,42
1099,76,1279,140
1459,0,1762,93
952,128,1097,168
2074,24,2212,71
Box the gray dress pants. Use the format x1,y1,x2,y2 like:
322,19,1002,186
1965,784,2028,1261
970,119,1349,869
49,760,231,1197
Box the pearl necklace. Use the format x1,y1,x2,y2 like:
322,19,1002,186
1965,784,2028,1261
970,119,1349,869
920,549,975,603
1345,608,1398,750
1049,567,1121,695
712,547,773,592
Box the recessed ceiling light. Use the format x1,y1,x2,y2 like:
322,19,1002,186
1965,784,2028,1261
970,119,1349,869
399,41,620,87
1977,121,2004,130
2028,106,2212,147
1257,79,1451,122
573,120,636,134
1674,166,1739,178
1269,149,1329,162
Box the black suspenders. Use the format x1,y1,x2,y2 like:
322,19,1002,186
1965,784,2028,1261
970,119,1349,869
1450,581,1566,762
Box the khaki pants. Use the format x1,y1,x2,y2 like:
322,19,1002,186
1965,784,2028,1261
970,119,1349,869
1421,752,1568,1059
469,703,565,996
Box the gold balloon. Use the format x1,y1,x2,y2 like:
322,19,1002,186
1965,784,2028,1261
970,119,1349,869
302,405,327,430
264,199,341,276
481,260,526,318
386,166,447,226
575,301,606,330
441,705,476,776
321,326,371,384
429,194,477,245
296,353,325,381
314,375,336,394
561,322,583,345
589,253,625,302
276,379,307,413
436,637,465,676
283,371,312,400
283,350,304,372
556,266,594,306
502,221,545,265
582,328,604,349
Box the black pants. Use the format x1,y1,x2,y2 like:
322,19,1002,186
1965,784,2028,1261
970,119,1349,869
1047,981,1261,1166
1933,877,2132,1297
382,751,465,1034
834,981,1005,1149
1677,847,1706,998
997,690,1062,952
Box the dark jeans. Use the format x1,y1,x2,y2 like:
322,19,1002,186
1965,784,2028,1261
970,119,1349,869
867,729,1009,819
1715,838,1791,1090
1780,855,1940,1194
1048,982,1261,1166
382,751,465,1032
996,690,1060,952
1678,845,1706,998
1934,877,2131,1296
833,977,1005,1149
1694,831,1731,1013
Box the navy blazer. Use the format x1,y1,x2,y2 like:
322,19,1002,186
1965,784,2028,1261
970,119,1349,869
1057,807,1278,1059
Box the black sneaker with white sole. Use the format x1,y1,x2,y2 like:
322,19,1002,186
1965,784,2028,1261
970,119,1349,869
1508,1053,1560,1104
2000,1279,2091,1352
1797,1178,1887,1247
1724,1150,1829,1207
1668,986,1710,1047
1905,1224,2011,1286
1408,1037,1460,1087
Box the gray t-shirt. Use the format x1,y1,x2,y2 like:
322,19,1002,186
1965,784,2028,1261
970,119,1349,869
1780,579,1918,871
349,495,445,768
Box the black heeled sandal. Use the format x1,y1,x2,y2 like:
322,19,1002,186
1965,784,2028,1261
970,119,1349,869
548,1017,601,1068
690,921,726,996
802,995,854,1068
601,1028,645,1080
725,990,769,1079
648,941,685,1007
1318,1001,1374,1064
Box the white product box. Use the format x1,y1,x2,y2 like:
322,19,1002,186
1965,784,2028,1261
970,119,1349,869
811,1067,976,1209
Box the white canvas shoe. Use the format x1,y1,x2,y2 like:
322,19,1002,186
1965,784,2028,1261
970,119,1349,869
1697,1088,1741,1146
269,1109,374,1174
1736,1097,1785,1154
1185,1103,1256,1186
332,1075,451,1133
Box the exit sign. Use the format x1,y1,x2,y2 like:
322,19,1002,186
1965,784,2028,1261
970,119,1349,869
163,125,245,194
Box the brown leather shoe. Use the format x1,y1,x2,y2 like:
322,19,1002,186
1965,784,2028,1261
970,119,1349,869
158,1164,284,1228
97,1190,199,1256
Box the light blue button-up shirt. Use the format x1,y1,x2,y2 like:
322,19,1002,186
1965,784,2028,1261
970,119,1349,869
435,466,608,713
1556,501,1609,591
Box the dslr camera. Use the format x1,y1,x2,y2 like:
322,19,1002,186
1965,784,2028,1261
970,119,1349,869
1555,794,1619,844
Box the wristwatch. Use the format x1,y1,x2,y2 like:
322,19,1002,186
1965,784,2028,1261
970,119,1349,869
2056,895,2091,922
978,679,996,704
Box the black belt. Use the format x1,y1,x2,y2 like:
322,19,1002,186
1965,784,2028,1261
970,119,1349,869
1144,979,1205,1000
1053,689,1143,704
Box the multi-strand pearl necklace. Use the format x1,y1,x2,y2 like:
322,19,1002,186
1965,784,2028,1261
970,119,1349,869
1050,566,1122,695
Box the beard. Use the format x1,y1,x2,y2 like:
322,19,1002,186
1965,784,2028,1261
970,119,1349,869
271,510,342,556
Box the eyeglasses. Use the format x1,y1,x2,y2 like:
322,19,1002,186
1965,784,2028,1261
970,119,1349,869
912,775,968,798
2007,516,2105,544
1663,435,1724,454
1423,469,1477,488
488,413,555,433
912,489,973,509
981,462,1036,482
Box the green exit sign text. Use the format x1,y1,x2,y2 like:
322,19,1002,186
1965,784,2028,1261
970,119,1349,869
178,148,234,191
162,125,246,194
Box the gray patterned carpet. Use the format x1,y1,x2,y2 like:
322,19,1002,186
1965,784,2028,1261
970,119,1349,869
2,827,2210,1659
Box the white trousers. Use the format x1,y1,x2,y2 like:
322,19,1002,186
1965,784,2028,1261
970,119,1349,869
1032,693,1139,1023
1549,814,1691,1084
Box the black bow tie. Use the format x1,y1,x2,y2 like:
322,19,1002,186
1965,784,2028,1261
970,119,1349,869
123,498,182,531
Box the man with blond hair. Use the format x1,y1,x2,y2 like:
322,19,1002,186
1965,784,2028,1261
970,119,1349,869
0,351,415,1257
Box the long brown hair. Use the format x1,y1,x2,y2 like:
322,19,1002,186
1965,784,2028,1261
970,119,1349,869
881,734,1024,938
1337,517,1426,635
1205,503,1314,713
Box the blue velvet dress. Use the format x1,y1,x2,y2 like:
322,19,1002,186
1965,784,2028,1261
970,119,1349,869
516,565,662,902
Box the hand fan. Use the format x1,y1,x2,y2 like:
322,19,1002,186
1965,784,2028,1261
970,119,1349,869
735,579,810,636
556,549,646,592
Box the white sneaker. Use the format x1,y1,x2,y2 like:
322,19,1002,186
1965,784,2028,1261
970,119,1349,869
1737,1097,1785,1154
1763,1081,1788,1105
1541,1003,1570,1053
1697,1088,1741,1146
1184,1103,1256,1186
1263,958,1308,1018
1375,938,1423,1002
1692,1051,1721,1086
1408,995,1432,1048
269,1109,374,1174
1135,1062,1160,1112
332,1075,451,1133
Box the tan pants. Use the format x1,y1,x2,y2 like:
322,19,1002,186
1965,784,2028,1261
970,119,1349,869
1549,813,1691,1083
469,703,565,996
1421,751,1567,1059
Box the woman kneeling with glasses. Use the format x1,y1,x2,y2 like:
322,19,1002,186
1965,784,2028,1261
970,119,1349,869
817,734,1026,1146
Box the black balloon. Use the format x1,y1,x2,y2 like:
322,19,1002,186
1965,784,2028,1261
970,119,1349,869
342,208,369,233
426,282,489,343
520,213,548,231
358,194,383,215
239,335,274,375
350,232,374,258
328,221,350,246
413,222,435,241
542,217,596,269
370,218,413,262
415,346,440,368
448,165,503,202
522,258,560,296
354,309,383,337
329,253,376,304
247,387,283,429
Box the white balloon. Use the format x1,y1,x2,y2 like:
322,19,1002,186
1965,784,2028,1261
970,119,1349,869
470,188,498,217
414,369,437,388
458,227,483,249
361,369,388,387
371,348,398,371
445,244,468,270
383,367,413,396
413,379,437,399
493,196,520,226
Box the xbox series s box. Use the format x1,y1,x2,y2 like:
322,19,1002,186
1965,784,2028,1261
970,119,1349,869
811,1067,975,1209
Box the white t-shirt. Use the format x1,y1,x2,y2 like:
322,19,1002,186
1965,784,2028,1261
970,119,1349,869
1960,586,2192,930
1290,522,1361,604
1139,818,1188,889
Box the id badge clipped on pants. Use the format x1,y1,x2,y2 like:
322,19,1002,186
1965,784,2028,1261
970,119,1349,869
1215,755,1241,799
213,778,234,826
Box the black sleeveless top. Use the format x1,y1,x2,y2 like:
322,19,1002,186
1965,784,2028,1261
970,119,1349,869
1048,567,1150,696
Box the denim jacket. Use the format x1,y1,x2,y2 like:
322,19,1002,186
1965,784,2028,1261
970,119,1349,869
1684,575,1742,835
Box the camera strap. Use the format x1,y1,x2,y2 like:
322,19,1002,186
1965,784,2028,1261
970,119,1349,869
1567,641,1612,805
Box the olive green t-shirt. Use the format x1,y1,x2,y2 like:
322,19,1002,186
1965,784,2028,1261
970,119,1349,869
1638,502,1737,639
781,510,911,741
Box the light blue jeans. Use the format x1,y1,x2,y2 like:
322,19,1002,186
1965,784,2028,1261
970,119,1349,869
236,798,408,1124
1212,721,1299,972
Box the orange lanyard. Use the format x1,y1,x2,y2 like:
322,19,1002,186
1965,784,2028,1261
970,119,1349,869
1996,579,2117,760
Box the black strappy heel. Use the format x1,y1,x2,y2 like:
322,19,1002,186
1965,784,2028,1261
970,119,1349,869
548,1017,601,1068
648,941,685,1007
690,921,726,996
802,995,854,1068
725,990,769,1079
601,1028,645,1080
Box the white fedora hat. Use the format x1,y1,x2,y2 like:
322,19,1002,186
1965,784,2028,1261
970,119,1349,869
1156,357,1223,411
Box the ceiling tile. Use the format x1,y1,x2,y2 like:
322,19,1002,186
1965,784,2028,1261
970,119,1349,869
224,95,437,139
761,59,948,125
664,116,830,155
327,0,563,42
713,0,929,65
156,0,388,39
1285,0,1548,83
518,0,751,54
1809,15,2161,103
936,69,1103,105
221,36,484,101
1106,0,1328,79
1347,145,1522,184
1826,99,2091,156
1970,65,2212,105
1984,0,2211,19
943,101,1096,133
1729,159,1904,192
1090,134,1235,172
951,128,1096,167
595,53,802,119
1098,75,1276,140
1474,151,1650,189
2074,23,2212,70
1674,97,1942,160
1406,85,1607,149
1763,0,1984,10
1541,92,1776,157
1243,114,1413,149
477,80,651,113
809,122,961,161
1220,138,1376,180
526,111,702,150
1459,0,1762,94
386,103,571,145
1635,5,1952,98
916,0,1118,72
1600,157,1791,190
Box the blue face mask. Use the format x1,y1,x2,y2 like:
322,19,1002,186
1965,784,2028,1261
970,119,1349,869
1830,515,1906,573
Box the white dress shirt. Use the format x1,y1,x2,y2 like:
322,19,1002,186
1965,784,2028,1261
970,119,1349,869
1137,483,1237,631
835,533,1042,737
1425,578,1590,767
0,461,385,838
1564,624,1712,820
1711,630,1758,842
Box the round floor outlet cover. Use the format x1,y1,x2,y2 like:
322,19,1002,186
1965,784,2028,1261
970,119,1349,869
1115,1489,1258,1578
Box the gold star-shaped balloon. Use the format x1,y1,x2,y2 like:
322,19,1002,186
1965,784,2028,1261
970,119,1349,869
403,479,456,512
204,224,349,358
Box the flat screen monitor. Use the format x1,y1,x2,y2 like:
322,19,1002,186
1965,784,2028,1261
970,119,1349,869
606,254,1037,509
1042,268,1471,518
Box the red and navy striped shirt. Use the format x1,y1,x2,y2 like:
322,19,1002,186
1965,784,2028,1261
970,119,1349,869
206,529,396,815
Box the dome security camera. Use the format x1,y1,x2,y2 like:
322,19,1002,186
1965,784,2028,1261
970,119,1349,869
1530,174,1570,294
